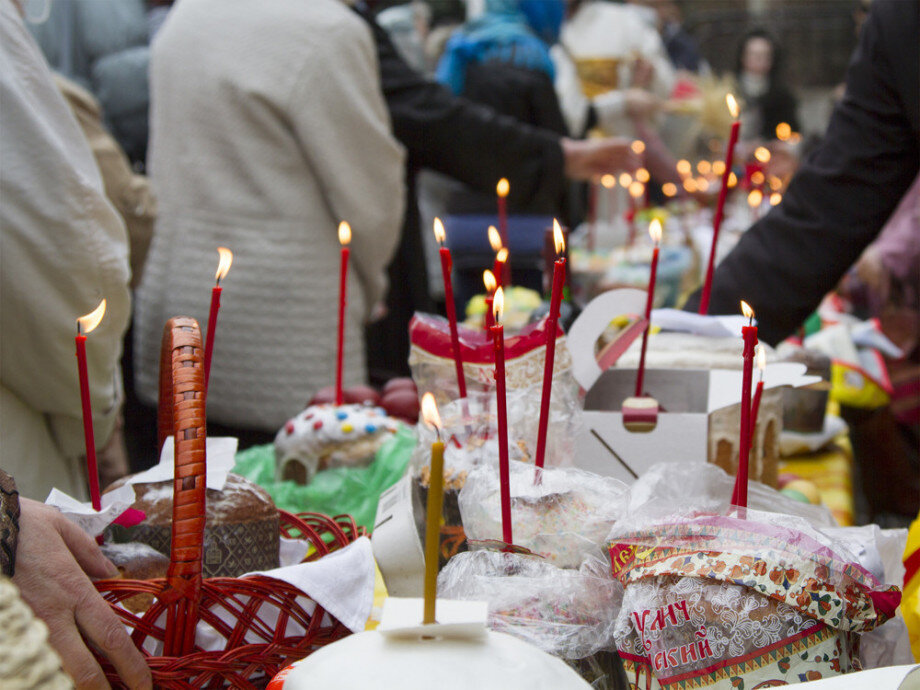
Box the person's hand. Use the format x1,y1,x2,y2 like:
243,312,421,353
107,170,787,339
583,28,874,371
624,88,662,120
561,136,641,181
12,499,152,689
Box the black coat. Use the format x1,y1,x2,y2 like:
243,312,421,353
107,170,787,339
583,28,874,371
359,10,567,381
685,0,920,345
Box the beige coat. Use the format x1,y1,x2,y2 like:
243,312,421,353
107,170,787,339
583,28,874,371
0,0,131,500
134,0,406,432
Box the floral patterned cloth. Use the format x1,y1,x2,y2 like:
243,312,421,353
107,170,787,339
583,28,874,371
608,514,901,689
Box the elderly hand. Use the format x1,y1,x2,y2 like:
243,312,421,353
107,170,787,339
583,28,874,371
561,136,641,181
12,499,152,690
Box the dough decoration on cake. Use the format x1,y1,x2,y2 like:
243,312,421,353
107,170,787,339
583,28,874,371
275,403,401,485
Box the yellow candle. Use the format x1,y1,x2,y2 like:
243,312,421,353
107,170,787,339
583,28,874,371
421,393,445,625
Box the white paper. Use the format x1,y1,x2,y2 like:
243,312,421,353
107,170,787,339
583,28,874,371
708,362,818,412
124,436,238,491
45,484,137,536
650,308,750,338
378,597,489,640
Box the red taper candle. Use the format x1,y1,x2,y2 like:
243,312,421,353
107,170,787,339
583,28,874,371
203,247,232,389
534,221,567,478
699,94,741,315
496,178,511,286
335,221,351,406
483,269,496,330
490,287,513,550
76,299,106,512
732,301,758,509
433,218,467,398
749,344,766,437
634,219,662,398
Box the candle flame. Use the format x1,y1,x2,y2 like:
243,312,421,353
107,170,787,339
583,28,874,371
769,192,782,206
676,159,691,177
483,269,497,293
215,246,233,282
712,160,726,176
769,176,783,191
338,221,352,246
618,172,633,188
726,93,739,119
496,247,509,262
636,168,650,183
493,286,504,324
433,217,446,245
696,177,710,192
740,300,755,320
649,219,662,244
496,178,509,198
727,172,738,188
421,392,442,431
748,189,764,207
662,182,677,197
756,344,767,372
553,218,565,255
77,299,106,334
601,173,615,189
682,177,698,193
696,160,712,175
628,181,645,199
751,171,766,186
488,225,502,252
631,140,646,155
754,146,771,164
775,122,792,141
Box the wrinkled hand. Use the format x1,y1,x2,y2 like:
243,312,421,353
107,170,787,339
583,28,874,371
561,136,641,181
12,499,152,690
624,88,662,120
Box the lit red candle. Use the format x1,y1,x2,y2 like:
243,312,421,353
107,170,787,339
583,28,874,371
483,269,496,330
433,218,467,399
749,344,766,438
599,174,616,253
534,221,566,477
76,299,106,512
488,225,507,290
335,221,351,406
732,300,758,509
496,178,511,286
203,246,232,390
699,94,741,315
636,166,651,210
627,181,644,246
748,188,764,222
490,288,512,550
634,219,662,398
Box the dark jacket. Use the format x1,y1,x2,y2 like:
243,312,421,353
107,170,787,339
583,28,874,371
361,10,567,381
685,0,920,345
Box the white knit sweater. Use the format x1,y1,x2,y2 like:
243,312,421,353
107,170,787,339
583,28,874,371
134,0,406,432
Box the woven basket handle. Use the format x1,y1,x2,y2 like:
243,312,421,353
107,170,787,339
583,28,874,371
158,316,206,657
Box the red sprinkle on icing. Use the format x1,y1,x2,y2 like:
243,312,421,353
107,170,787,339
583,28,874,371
313,420,323,430
285,421,295,435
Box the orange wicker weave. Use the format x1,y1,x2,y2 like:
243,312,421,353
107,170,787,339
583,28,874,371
93,317,362,688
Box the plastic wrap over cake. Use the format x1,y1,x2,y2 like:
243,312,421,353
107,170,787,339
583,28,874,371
438,550,622,661
607,505,901,688
460,462,628,568
409,313,582,469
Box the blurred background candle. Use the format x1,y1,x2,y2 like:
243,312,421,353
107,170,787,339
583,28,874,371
634,219,662,398
204,246,232,389
335,221,351,406
76,299,106,512
434,219,466,398
495,178,510,285
483,269,496,330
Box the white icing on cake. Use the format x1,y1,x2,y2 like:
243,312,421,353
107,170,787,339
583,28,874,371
274,403,401,484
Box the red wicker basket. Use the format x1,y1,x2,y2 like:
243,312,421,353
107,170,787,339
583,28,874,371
93,317,363,688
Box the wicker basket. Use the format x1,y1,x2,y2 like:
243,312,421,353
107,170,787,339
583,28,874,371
93,317,363,688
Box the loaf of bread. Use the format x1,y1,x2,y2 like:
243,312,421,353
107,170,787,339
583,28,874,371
100,542,169,613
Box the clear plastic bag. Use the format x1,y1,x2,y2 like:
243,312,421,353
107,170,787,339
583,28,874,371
437,549,623,661
460,461,628,568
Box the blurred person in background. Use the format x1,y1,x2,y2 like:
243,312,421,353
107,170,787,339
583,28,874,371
734,28,800,143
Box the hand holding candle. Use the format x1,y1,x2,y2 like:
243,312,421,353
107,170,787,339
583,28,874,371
634,219,662,398
434,219,467,398
76,299,106,512
490,288,512,550
335,221,351,406
483,269,497,330
732,300,758,509
496,178,511,285
203,246,232,389
699,94,741,315
534,221,566,478
421,393,445,624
